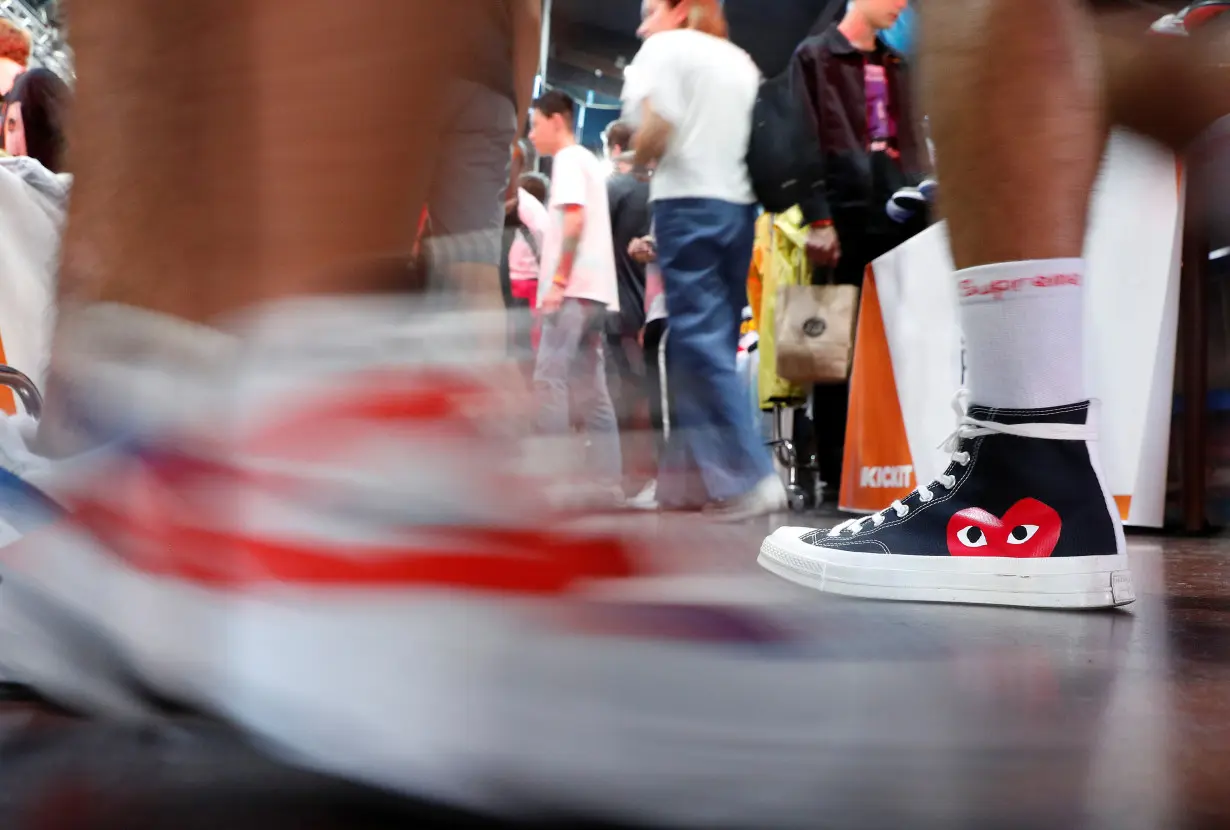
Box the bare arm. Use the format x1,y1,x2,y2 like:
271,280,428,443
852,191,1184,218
553,204,586,287
633,99,673,168
511,0,543,136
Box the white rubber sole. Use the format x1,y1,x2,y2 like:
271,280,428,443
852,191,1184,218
758,527,1136,609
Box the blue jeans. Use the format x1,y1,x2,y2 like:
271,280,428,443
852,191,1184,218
533,298,622,485
654,198,773,506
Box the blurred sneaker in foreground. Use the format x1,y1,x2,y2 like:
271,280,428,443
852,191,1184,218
0,298,828,827
0,298,638,709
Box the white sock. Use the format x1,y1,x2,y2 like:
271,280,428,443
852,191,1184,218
957,259,1084,410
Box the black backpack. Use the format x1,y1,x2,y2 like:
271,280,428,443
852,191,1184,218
746,58,826,216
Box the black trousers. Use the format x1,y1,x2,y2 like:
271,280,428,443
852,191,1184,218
640,318,670,469
604,326,648,489
812,211,927,493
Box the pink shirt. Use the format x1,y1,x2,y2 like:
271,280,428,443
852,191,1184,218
510,188,548,303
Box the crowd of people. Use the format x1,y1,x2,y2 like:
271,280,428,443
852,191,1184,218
0,0,932,523
480,0,926,520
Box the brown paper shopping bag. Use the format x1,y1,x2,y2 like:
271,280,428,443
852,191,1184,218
774,279,860,385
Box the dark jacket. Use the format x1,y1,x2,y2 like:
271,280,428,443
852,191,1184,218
794,25,928,224
606,170,652,336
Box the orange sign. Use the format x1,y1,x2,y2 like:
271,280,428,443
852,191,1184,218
839,266,914,512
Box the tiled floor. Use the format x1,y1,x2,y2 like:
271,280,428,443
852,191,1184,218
2,512,1230,828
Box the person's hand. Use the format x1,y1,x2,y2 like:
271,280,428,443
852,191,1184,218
805,224,841,267
541,281,566,315
628,236,657,264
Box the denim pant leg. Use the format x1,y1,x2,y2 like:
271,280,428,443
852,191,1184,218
533,299,622,484
720,203,775,476
654,199,774,503
572,303,622,485
533,300,586,436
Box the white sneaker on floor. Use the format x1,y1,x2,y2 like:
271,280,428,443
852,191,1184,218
707,475,788,523
627,480,658,511
758,396,1134,609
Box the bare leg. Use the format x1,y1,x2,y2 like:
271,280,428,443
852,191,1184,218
1099,13,1230,152
56,0,258,316
920,0,1104,270
925,2,1230,262
58,0,477,321
43,0,484,454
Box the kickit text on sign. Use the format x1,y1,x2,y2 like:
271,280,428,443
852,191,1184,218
859,466,914,490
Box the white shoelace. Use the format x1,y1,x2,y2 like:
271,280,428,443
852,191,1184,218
828,391,1096,538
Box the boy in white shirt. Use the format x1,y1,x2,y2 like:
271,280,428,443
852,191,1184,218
527,90,622,493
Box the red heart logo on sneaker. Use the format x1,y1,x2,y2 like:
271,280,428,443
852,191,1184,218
946,498,1062,558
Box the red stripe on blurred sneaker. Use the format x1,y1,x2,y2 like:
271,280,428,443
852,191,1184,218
69,496,635,593
245,370,510,445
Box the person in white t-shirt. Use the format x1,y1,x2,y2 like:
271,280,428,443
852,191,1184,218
527,90,622,494
621,0,784,520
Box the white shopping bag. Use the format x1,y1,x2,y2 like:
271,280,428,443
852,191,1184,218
842,131,1183,527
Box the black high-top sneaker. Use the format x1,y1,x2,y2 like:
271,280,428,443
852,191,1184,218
758,399,1134,609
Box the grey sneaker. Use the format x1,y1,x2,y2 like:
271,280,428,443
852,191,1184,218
707,475,788,523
